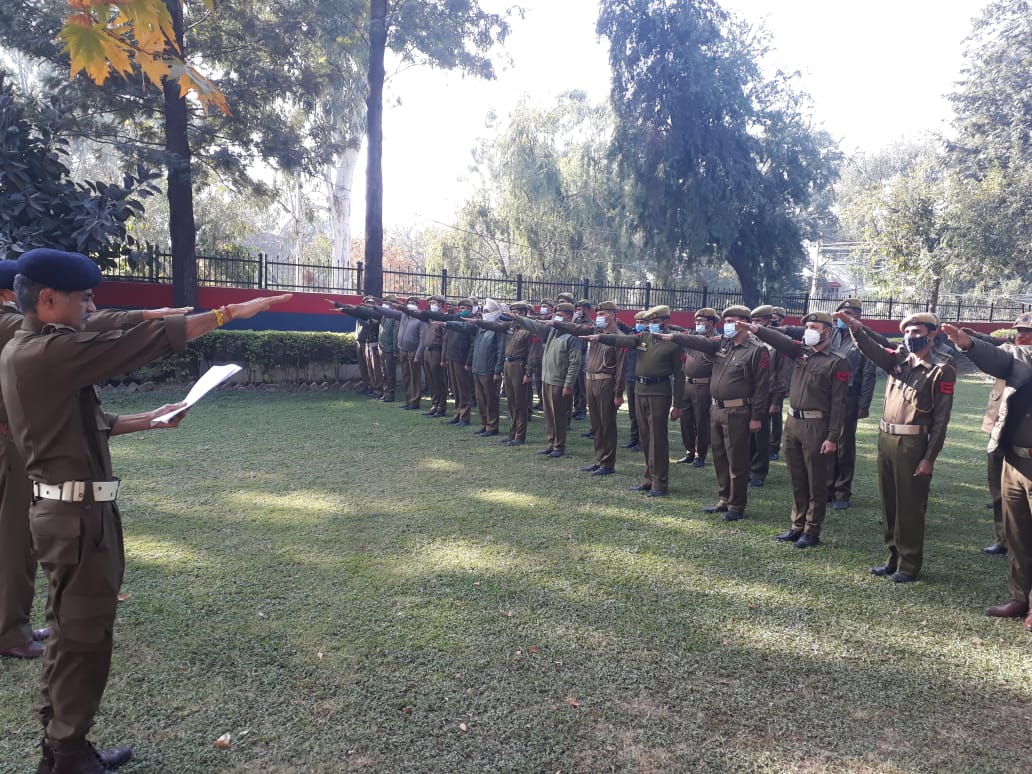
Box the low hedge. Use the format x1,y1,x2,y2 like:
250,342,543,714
119,329,360,384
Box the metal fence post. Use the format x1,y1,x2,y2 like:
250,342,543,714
441,269,448,297
701,286,708,310
516,273,523,302
582,277,590,301
802,292,810,315
356,261,364,295
644,281,652,308
887,298,894,319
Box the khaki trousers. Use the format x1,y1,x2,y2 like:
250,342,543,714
400,350,421,407
828,394,861,502
679,382,711,459
0,434,36,650
474,374,500,431
502,362,529,441
587,377,618,469
784,416,830,536
989,452,1006,546
423,352,448,413
637,392,673,492
877,431,932,576
32,499,124,749
1001,459,1032,608
446,360,473,421
711,405,752,512
542,384,571,451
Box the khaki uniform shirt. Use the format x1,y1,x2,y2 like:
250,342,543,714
1,315,187,484
672,333,771,422
852,326,956,463
596,333,683,405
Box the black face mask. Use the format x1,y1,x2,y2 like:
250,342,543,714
770,319,780,328
904,335,928,353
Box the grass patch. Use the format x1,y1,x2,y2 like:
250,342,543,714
1,376,1030,772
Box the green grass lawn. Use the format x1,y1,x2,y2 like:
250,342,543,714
1,375,1030,773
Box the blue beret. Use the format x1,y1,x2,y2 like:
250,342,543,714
0,260,18,291
16,249,103,291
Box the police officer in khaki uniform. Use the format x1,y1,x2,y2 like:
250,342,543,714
511,302,582,457
0,249,289,773
838,310,956,582
474,301,534,446
590,305,683,495
943,317,1032,630
553,301,627,475
747,305,782,487
740,312,851,547
0,263,193,664
676,307,719,468
767,306,791,461
620,310,650,452
666,306,771,520
403,295,449,417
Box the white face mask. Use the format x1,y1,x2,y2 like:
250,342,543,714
407,303,418,311
695,323,707,333
484,310,502,322
594,315,608,328
381,303,391,309
472,305,480,314
552,314,564,322
540,306,550,315
803,328,822,347
429,304,440,312
723,322,737,337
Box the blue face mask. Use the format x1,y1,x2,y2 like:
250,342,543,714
836,318,847,330
649,322,662,334
458,309,471,318
723,322,737,337
634,323,646,333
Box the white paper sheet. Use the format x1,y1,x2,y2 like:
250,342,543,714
150,363,243,425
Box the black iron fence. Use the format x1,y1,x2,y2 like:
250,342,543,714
106,251,1028,324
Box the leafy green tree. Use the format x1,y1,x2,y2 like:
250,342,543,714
0,73,158,262
945,0,1032,287
597,0,840,305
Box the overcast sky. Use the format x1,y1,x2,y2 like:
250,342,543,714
352,0,990,233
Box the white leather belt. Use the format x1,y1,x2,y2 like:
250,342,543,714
879,420,925,436
790,409,825,419
32,480,120,502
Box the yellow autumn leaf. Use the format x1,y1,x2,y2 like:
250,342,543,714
98,31,135,79
138,52,171,89
60,19,113,85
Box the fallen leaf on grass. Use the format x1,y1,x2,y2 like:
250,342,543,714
316,651,325,659
458,722,468,732
565,698,581,708
214,733,232,749
257,611,267,619
528,646,541,654
116,592,132,602
501,610,515,618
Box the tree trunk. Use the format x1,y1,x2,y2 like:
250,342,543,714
364,0,386,298
928,274,941,313
726,249,760,308
164,0,197,307
327,138,361,291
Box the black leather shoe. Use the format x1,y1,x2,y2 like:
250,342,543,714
456,419,469,425
445,417,461,425
619,440,640,449
41,739,133,772
580,463,600,472
505,440,524,447
1,639,44,659
794,534,820,549
627,444,642,452
748,478,764,487
982,543,1008,556
675,454,694,464
536,447,554,455
702,504,728,513
832,500,851,510
889,571,918,583
646,489,667,497
690,458,706,468
581,431,595,438
768,452,779,461
32,627,50,641
592,467,615,476
420,410,437,416
775,529,803,542
628,484,649,491
722,510,744,521
870,563,897,577
572,411,586,420
482,430,498,436
547,450,565,458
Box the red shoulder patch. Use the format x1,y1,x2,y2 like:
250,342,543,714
940,380,955,395
679,351,687,363
531,336,540,344
759,350,770,369
835,370,849,382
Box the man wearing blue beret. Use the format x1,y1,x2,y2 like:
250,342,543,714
0,256,193,669
0,249,290,773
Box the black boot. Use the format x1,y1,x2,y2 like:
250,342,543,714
45,739,133,774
